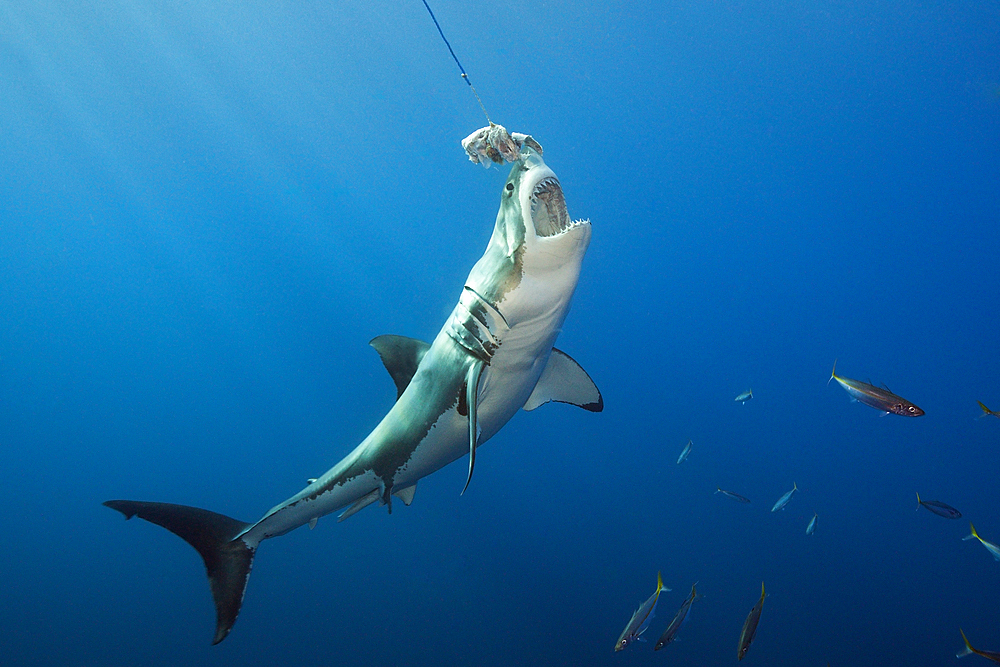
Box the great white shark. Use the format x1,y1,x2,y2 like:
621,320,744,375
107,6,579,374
104,126,602,644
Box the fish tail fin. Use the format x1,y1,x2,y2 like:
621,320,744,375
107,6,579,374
104,500,256,644
963,522,980,542
957,628,975,658
977,401,993,418
828,359,838,385
656,570,664,593
916,492,921,510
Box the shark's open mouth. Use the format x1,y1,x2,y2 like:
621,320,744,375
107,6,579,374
530,176,572,237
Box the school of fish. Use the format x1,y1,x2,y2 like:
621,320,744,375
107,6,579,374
612,362,998,660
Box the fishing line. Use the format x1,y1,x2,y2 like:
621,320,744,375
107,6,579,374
420,0,492,124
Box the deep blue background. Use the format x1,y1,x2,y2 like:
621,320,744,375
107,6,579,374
2,1,998,665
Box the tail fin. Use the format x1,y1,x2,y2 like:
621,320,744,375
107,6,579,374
978,401,994,418
964,522,980,542
916,492,921,511
104,500,255,644
828,359,838,386
957,628,975,658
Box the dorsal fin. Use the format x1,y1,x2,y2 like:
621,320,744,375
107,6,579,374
523,348,603,412
369,335,430,399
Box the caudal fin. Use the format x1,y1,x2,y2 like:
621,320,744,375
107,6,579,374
957,628,975,658
964,522,980,542
104,500,255,644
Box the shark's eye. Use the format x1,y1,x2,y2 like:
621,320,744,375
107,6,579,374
505,183,514,192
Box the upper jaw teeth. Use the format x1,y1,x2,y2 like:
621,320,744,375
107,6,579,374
529,177,571,237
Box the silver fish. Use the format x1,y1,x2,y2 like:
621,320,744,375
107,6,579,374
916,492,961,519
716,487,751,504
806,513,818,535
828,360,923,416
771,482,798,512
677,440,693,464
735,389,753,404
615,572,668,651
654,582,699,650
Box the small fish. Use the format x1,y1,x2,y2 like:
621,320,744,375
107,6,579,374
677,440,693,464
978,401,1000,419
615,572,669,652
716,487,751,504
735,389,753,404
737,582,766,661
771,482,799,512
964,523,1000,561
916,492,962,519
958,628,1000,662
654,582,700,650
828,360,924,416
806,513,818,535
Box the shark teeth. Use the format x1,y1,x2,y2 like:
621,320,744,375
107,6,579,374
530,176,572,237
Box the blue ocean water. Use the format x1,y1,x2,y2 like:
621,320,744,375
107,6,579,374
1,1,998,665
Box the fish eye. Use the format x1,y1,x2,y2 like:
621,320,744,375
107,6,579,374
505,183,514,192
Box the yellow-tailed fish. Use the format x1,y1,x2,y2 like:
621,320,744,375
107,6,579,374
958,628,1000,662
828,360,924,416
615,571,669,651
654,582,700,651
735,389,753,404
964,523,1000,561
737,582,766,660
806,513,818,535
978,401,1000,419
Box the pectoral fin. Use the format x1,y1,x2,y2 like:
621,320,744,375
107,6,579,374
461,361,484,495
370,335,430,399
523,348,603,412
